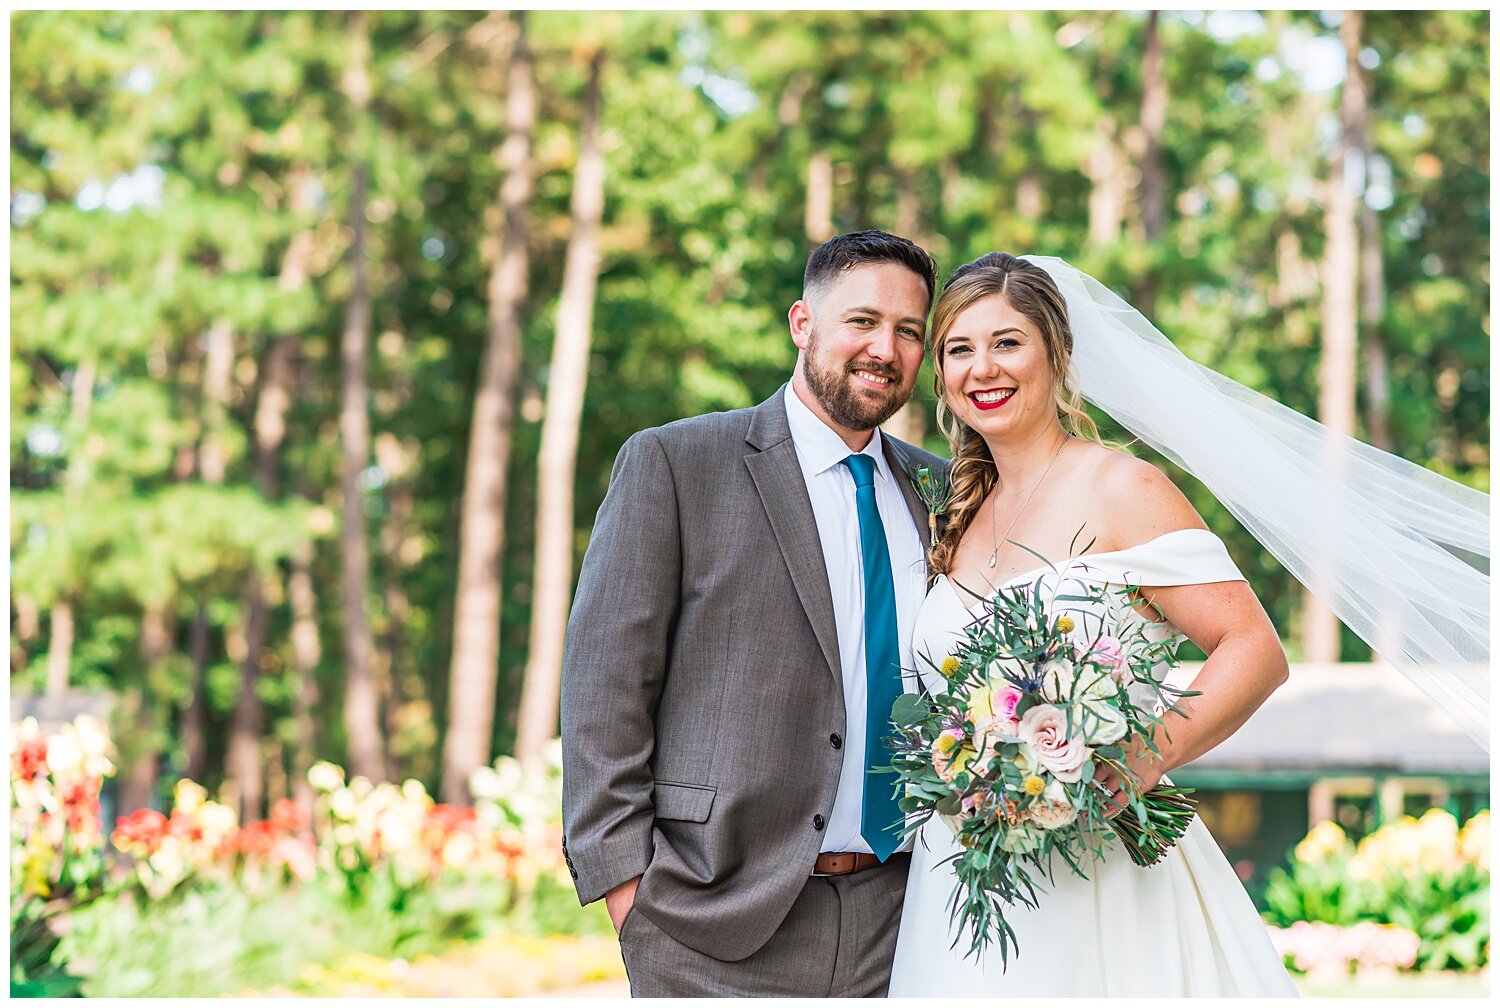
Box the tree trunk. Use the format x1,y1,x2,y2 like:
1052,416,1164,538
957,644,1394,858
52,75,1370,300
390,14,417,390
1139,11,1167,242
517,49,607,765
441,11,536,803
46,356,97,696
116,605,174,815
376,431,417,781
805,149,834,245
288,537,322,812
1352,50,1390,451
340,13,384,782
12,594,39,676
45,601,74,697
183,605,210,782
199,320,234,485
1301,11,1365,664
228,593,266,820
1086,118,1126,246
1136,10,1168,316
886,164,927,447
229,174,316,821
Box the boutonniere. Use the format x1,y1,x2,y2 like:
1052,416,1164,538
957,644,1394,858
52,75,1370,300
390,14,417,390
910,465,951,547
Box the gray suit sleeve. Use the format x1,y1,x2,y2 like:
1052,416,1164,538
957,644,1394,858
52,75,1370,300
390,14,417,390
560,429,679,906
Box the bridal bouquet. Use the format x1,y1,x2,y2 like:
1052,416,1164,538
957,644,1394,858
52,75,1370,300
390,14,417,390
886,566,1199,964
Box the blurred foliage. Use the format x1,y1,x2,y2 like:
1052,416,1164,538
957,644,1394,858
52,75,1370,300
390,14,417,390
9,11,1490,795
1263,810,1490,972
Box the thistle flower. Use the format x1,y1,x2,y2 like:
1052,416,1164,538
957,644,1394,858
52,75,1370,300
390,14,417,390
912,466,951,546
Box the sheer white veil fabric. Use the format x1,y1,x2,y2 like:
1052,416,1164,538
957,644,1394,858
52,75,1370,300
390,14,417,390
1025,256,1490,747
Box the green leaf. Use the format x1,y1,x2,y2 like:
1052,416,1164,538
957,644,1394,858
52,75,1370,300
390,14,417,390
890,693,928,727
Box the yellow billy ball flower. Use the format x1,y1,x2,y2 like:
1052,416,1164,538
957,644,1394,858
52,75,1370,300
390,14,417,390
1024,776,1046,797
1055,616,1075,634
934,732,961,757
940,655,960,677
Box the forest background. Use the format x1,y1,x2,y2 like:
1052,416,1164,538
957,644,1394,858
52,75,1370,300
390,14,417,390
9,9,1490,828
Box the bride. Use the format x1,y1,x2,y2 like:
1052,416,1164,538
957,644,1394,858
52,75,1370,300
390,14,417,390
887,252,1487,995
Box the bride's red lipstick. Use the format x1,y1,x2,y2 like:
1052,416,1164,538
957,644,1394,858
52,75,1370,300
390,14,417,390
968,389,1015,411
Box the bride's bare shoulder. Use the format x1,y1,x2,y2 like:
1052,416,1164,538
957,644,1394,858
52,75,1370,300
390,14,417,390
1087,445,1208,544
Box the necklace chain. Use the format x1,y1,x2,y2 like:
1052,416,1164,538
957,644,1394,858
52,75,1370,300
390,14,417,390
987,433,1070,570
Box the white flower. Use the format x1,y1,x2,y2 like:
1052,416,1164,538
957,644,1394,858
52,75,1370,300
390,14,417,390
1038,657,1077,701
1028,779,1079,831
44,731,81,778
1077,698,1128,745
468,765,502,801
999,824,1045,853
308,761,345,793
1011,742,1043,777
174,779,208,814
329,786,358,820
400,778,431,806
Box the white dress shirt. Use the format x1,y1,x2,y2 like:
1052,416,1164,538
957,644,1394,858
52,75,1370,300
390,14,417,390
783,383,927,855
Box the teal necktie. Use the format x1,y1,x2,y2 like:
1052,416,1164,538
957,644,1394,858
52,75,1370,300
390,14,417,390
841,452,903,861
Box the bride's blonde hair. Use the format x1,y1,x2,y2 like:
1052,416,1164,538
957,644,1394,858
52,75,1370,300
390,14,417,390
929,253,1102,578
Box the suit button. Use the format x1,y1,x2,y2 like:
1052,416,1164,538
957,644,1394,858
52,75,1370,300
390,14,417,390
830,733,843,749
813,814,826,831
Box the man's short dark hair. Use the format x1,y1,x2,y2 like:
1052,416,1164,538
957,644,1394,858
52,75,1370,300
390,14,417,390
803,229,937,309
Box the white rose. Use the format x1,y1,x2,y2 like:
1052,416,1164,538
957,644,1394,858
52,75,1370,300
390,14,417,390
1077,698,1128,745
1038,657,1077,701
1011,742,1043,777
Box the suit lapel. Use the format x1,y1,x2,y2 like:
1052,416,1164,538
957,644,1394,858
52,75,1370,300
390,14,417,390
881,437,931,542
745,390,843,685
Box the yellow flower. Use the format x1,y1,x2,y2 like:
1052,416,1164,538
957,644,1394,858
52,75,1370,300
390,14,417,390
1294,820,1352,864
1055,616,1075,634
940,655,960,677
1023,776,1046,796
1459,809,1489,869
933,732,961,757
966,686,994,723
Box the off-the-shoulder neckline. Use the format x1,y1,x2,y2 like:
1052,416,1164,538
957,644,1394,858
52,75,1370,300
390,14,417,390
937,527,1219,612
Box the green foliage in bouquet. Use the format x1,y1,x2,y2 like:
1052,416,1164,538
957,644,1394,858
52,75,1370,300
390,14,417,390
886,562,1200,965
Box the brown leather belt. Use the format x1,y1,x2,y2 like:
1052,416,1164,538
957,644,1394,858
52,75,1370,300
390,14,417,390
812,851,901,876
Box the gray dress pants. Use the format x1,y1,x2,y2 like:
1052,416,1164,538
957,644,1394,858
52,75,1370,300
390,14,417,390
619,854,910,997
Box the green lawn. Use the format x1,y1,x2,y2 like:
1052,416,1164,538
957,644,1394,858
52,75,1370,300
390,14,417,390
1294,970,1489,998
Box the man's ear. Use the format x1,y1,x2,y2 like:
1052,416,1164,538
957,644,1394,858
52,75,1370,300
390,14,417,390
789,299,814,351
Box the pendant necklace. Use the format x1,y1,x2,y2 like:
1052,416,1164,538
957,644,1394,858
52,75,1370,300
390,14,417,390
988,433,1070,570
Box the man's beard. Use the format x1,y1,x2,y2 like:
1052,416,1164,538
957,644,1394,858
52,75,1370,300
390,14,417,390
801,333,911,432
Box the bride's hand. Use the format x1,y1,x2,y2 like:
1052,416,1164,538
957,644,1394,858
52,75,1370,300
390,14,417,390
1093,745,1164,818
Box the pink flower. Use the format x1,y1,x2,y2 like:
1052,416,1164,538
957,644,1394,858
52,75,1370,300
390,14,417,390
995,685,1024,721
1088,636,1130,681
1017,704,1092,783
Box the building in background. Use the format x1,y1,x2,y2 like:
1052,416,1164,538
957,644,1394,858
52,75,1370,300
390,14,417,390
1173,661,1489,901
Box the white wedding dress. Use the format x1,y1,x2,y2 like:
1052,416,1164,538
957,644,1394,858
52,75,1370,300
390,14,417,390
887,529,1297,997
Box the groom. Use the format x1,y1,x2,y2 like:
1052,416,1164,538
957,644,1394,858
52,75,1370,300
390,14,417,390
560,230,946,996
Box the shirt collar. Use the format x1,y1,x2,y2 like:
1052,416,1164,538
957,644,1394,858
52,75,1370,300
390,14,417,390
783,382,892,483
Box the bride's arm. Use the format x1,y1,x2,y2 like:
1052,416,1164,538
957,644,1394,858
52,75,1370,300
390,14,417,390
1096,455,1289,793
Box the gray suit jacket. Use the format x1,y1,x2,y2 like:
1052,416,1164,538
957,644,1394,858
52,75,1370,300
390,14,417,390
560,386,946,962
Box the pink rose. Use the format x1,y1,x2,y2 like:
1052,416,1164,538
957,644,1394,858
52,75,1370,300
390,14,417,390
1087,635,1130,682
995,685,1024,721
1017,704,1092,783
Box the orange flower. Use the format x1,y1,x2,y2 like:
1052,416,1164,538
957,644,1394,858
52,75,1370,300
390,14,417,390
112,808,169,858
